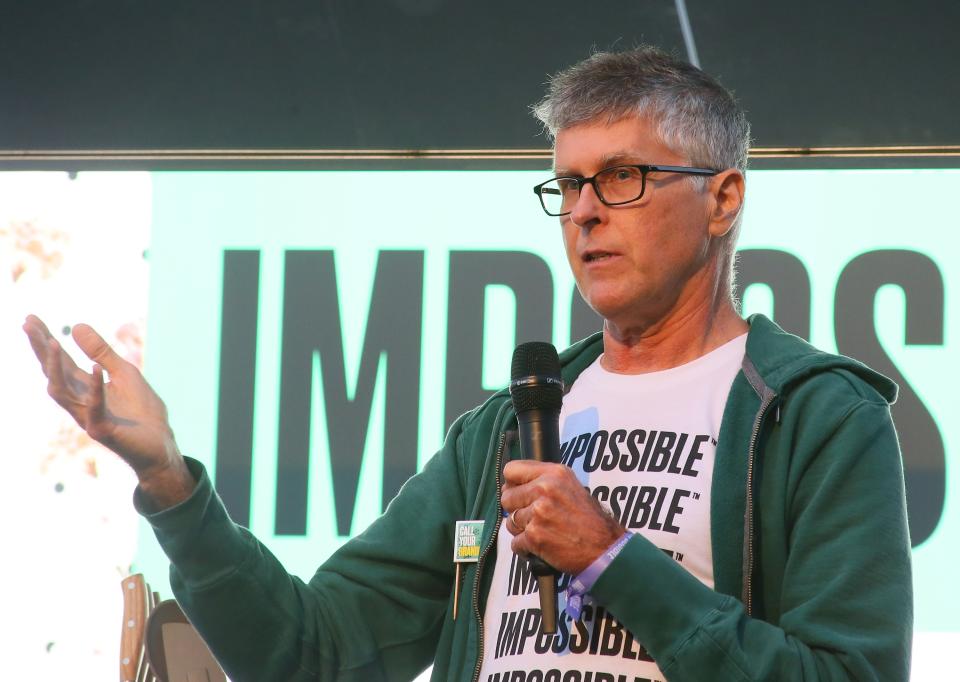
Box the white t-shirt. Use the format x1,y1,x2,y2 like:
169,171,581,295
478,333,747,682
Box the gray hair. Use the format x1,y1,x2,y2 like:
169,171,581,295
532,46,750,172
532,46,751,293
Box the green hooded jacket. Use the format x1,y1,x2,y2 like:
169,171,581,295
140,314,913,681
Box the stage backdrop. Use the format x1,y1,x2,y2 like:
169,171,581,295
4,169,956,679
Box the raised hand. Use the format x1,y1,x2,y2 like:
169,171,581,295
23,314,195,509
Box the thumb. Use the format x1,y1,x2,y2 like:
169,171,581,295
73,324,125,374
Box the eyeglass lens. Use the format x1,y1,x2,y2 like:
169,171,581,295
539,166,646,215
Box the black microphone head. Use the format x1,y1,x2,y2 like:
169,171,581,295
510,341,563,413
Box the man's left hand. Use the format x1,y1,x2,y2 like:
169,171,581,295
501,460,625,574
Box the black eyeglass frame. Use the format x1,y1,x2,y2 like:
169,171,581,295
532,164,720,216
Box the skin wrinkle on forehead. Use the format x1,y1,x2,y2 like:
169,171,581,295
553,152,647,178
551,117,697,176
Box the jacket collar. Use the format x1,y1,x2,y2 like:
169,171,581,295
743,314,898,403
556,314,898,405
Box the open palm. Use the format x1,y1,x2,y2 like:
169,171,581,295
24,314,191,503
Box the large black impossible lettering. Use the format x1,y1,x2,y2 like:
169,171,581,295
561,429,708,478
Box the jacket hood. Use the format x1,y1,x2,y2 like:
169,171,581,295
558,331,604,386
744,314,898,404
556,314,898,405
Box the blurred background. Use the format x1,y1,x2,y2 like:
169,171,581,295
2,1,957,679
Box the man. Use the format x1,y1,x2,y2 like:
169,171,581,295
25,47,911,681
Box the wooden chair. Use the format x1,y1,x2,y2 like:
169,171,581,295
120,574,227,682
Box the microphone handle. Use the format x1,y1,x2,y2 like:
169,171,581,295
517,409,560,464
516,408,561,634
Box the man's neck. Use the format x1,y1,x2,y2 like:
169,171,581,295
599,291,748,375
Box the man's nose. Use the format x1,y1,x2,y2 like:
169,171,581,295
568,181,605,229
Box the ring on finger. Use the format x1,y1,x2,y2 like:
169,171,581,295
510,509,523,531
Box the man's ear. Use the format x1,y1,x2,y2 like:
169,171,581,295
708,169,745,238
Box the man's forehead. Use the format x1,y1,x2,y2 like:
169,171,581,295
550,117,674,174
552,150,645,176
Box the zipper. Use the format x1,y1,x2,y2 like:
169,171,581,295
744,392,776,617
470,427,514,682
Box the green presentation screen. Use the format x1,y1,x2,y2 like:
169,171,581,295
3,168,955,677
140,169,955,625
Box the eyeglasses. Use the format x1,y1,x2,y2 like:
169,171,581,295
532,164,719,216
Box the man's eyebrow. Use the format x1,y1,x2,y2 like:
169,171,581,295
552,151,643,176
599,151,643,168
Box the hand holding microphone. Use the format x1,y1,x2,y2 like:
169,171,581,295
507,341,564,634
503,341,625,635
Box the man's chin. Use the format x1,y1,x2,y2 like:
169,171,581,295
582,289,640,320
585,294,673,335
583,298,629,328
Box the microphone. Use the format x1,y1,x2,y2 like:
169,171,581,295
509,341,563,634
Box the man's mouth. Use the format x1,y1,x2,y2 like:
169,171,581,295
583,251,616,263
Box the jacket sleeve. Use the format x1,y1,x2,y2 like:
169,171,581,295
589,395,913,681
137,413,472,682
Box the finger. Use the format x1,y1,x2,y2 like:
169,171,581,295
90,364,108,424
510,531,534,560
502,462,572,511
43,339,76,404
24,316,86,383
23,315,55,369
505,508,525,536
73,324,125,374
501,482,538,513
503,459,554,485
42,337,62,385
45,338,83,402
39,330,86,392
24,327,51,372
24,314,53,339
501,473,562,512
